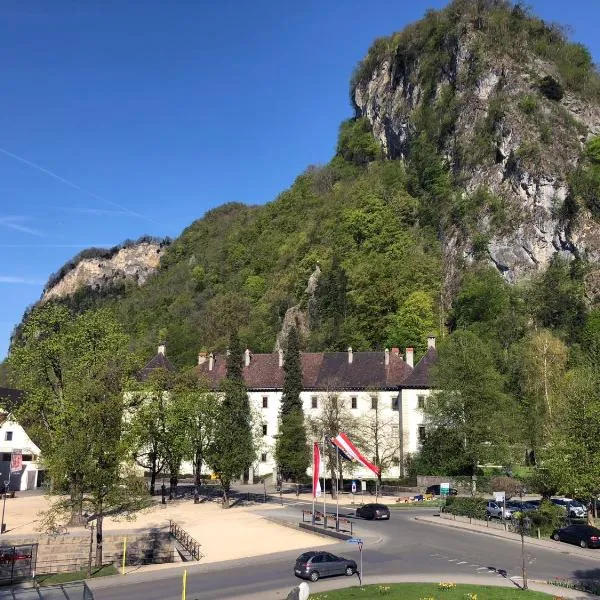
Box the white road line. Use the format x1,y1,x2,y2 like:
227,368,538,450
457,561,467,565
448,559,457,562
469,564,479,567
476,567,488,571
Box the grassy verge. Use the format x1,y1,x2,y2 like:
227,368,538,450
309,583,552,599
36,564,118,586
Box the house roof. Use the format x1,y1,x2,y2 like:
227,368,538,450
195,350,413,391
0,387,24,410
138,352,176,381
401,347,438,389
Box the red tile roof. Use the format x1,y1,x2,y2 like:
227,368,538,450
195,351,413,391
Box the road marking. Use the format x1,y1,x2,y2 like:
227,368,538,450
448,559,457,562
476,567,488,571
469,564,479,567
457,561,467,565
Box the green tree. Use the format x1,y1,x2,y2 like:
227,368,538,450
275,326,309,482
515,330,568,464
427,330,514,472
386,291,436,357
207,331,254,507
408,426,473,476
336,118,382,166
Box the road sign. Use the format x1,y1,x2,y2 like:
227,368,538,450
347,537,363,544
494,491,505,503
361,480,367,491
440,482,450,496
351,480,357,494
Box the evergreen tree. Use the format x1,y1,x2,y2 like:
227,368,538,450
275,326,309,482
207,330,254,507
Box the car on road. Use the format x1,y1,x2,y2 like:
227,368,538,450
426,484,458,496
356,503,390,520
551,524,600,548
294,551,357,582
550,498,587,518
486,500,512,519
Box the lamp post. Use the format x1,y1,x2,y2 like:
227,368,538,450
1,477,10,534
518,488,528,590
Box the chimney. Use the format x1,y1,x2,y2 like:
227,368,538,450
278,348,284,368
428,336,436,349
208,353,214,371
391,347,399,355
348,347,353,364
405,347,414,368
157,343,166,356
198,352,208,366
245,348,251,367
384,348,390,366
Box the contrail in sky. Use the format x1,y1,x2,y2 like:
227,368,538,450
0,147,161,227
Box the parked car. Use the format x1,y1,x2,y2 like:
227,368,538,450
486,500,512,519
506,501,537,513
551,524,600,548
426,484,458,496
356,503,390,520
0,548,32,564
550,498,587,518
294,551,357,582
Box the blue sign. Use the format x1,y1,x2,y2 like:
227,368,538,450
351,480,357,494
347,537,363,544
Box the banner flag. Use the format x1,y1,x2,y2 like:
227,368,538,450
10,449,22,474
312,442,322,498
332,432,380,476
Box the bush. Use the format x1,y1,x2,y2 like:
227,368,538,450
443,496,488,519
528,500,566,536
518,94,539,114
490,476,523,499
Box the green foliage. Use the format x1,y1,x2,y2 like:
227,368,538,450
408,426,474,476
527,500,565,536
207,331,254,505
275,411,309,482
443,496,488,520
518,94,539,114
571,136,600,220
336,118,382,165
280,326,303,415
538,75,564,101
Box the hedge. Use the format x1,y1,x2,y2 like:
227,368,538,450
443,496,488,520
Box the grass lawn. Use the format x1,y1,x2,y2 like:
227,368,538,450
36,564,118,586
308,583,553,599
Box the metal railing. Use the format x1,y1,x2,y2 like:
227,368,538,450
168,520,203,561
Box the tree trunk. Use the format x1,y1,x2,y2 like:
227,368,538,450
69,475,84,525
95,511,103,568
221,479,230,508
87,523,95,577
149,452,157,496
194,451,203,489
169,475,178,500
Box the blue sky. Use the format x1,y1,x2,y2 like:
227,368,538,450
0,0,598,360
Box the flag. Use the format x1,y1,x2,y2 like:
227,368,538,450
326,435,352,461
332,432,380,477
312,442,322,498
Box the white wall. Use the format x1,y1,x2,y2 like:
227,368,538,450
399,388,430,456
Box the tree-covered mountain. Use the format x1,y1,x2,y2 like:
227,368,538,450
10,0,600,373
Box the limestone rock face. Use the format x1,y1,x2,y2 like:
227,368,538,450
42,242,164,302
353,24,600,283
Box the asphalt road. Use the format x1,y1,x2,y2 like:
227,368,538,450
88,502,600,600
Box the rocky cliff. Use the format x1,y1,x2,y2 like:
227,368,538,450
352,0,600,283
42,241,165,302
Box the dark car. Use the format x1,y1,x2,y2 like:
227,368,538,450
506,501,537,513
551,524,600,548
294,551,357,582
0,548,32,564
426,484,458,496
356,503,390,520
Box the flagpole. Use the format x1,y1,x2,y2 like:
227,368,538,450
322,434,326,527
312,441,315,524
336,443,340,530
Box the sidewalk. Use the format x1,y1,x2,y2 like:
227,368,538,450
234,574,598,600
415,513,600,561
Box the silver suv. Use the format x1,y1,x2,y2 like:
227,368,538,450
550,498,587,518
486,500,512,519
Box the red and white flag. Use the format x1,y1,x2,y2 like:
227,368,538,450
332,432,380,477
312,442,322,498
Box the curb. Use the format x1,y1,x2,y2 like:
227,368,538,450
298,522,353,541
414,515,600,561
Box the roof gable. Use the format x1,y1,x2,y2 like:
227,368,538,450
401,347,437,389
138,352,176,381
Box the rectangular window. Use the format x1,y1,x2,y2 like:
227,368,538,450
1,454,10,462
262,396,268,408
417,395,426,410
4,432,12,442
311,396,318,409
392,396,399,411
371,396,377,410
262,424,268,436
261,453,267,462
418,426,426,443
22,455,32,462
351,396,357,410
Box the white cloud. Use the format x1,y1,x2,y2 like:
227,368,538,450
0,216,45,237
0,276,44,285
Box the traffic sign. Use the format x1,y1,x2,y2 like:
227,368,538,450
440,482,450,496
347,537,363,544
351,480,357,494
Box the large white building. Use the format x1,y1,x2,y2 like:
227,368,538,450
188,337,438,482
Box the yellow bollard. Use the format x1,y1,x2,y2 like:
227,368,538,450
122,537,127,575
182,569,187,600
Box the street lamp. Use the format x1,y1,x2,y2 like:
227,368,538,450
1,477,10,534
